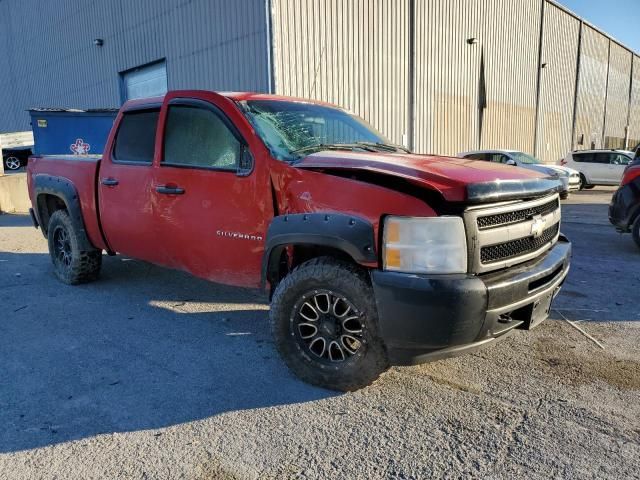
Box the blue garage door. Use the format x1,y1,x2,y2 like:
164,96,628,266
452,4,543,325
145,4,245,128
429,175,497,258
121,60,168,102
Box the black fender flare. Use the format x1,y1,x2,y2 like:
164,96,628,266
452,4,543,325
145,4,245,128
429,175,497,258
261,213,378,290
33,174,94,251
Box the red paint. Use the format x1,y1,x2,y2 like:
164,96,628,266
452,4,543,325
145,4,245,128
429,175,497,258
621,165,640,186
296,151,547,202
27,90,545,288
27,155,108,251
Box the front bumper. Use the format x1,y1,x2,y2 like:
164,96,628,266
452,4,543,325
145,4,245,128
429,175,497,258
568,178,580,191
371,236,571,365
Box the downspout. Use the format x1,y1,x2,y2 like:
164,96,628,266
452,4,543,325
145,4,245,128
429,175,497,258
570,21,583,150
265,0,275,94
533,0,546,160
407,0,416,152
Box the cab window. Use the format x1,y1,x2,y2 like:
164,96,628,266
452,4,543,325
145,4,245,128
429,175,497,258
163,104,240,170
113,110,160,163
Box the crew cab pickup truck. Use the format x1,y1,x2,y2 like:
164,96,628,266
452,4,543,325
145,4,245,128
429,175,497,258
27,90,571,391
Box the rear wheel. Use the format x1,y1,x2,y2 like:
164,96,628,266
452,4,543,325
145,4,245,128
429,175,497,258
270,257,389,391
632,216,640,250
47,210,102,284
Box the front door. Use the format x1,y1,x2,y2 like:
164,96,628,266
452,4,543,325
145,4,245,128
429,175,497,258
151,94,271,287
606,152,630,184
98,108,162,263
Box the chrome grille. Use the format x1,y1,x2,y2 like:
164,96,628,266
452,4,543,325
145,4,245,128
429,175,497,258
480,223,560,264
464,194,561,274
477,198,559,230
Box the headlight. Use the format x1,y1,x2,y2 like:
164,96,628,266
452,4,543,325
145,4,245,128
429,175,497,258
382,216,467,274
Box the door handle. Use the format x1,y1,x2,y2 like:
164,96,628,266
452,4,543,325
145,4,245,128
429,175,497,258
156,185,185,195
101,178,119,186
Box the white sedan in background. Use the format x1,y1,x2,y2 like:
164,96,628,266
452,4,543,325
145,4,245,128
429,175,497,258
459,149,580,199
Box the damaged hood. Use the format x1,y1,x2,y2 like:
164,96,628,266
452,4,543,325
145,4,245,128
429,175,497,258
295,151,562,203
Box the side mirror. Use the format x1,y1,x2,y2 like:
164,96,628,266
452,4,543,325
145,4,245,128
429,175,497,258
237,145,254,177
505,159,517,166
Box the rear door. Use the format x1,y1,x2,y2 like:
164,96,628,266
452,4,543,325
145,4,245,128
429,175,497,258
574,152,603,183
151,93,272,287
98,107,163,262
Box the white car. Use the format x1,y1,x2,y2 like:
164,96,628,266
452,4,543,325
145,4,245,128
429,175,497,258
458,150,580,198
561,149,634,189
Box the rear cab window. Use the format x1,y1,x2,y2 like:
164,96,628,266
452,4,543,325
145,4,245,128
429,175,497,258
113,109,160,164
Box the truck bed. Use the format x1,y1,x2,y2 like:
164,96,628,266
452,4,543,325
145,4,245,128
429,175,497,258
27,155,107,251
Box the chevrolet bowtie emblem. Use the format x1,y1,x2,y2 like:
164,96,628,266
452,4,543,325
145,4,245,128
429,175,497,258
530,215,546,238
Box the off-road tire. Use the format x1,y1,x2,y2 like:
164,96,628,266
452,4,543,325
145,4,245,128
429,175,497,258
270,257,389,391
47,209,102,285
632,216,640,250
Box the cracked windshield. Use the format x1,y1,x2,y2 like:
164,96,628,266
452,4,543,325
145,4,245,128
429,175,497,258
240,99,404,161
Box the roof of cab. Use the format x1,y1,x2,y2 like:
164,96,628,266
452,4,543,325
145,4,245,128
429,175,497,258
121,91,339,112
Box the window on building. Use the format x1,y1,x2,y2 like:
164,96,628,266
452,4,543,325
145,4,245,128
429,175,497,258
120,60,168,103
163,105,240,170
113,110,160,163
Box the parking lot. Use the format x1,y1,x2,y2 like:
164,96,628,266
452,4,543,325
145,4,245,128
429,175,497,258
0,188,638,479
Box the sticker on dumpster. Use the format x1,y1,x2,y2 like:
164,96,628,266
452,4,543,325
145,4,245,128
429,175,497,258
37,119,47,128
70,138,91,155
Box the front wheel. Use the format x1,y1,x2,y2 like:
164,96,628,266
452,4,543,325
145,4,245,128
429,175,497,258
579,173,588,190
47,210,102,284
270,257,389,391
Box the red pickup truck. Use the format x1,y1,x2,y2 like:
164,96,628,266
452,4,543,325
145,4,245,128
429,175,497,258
27,90,571,391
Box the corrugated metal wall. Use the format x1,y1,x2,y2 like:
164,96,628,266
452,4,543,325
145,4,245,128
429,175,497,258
629,55,640,148
0,0,270,132
413,0,482,155
270,0,410,146
573,25,610,150
0,0,638,161
412,0,541,156
603,43,632,149
478,0,541,154
535,2,580,164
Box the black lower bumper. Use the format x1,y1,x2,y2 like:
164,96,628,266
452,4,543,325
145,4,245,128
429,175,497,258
371,237,572,365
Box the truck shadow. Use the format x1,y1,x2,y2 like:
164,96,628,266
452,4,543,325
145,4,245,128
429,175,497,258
0,247,336,454
1,203,638,454
554,202,639,322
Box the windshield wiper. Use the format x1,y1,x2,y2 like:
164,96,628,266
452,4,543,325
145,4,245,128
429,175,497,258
291,143,377,156
355,141,410,153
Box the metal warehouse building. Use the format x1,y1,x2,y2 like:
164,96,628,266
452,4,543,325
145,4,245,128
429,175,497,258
0,0,638,164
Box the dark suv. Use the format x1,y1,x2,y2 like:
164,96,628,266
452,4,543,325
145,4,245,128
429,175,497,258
610,164,640,249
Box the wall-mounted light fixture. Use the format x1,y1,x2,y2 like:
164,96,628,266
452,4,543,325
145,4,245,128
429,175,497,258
541,62,548,69
93,38,104,47
467,37,478,45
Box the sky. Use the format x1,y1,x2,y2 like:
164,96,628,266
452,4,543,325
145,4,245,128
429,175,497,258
559,0,640,53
